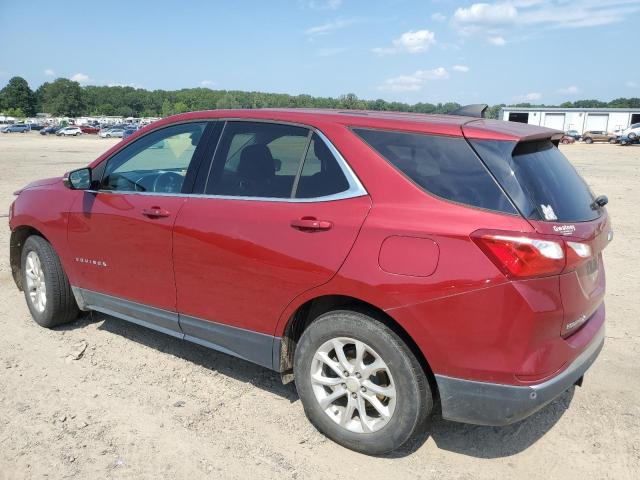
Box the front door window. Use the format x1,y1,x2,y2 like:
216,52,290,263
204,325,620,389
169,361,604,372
101,122,206,193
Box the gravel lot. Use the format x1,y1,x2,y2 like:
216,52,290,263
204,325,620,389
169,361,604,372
0,133,638,479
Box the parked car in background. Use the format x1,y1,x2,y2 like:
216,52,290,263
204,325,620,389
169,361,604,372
122,128,138,141
564,129,581,141
616,135,639,146
2,124,30,133
560,135,576,144
9,108,610,455
79,125,99,134
622,123,640,140
582,131,616,144
28,124,44,131
56,126,83,137
40,126,62,135
99,127,124,138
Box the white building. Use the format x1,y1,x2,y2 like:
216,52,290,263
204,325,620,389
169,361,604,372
500,107,640,134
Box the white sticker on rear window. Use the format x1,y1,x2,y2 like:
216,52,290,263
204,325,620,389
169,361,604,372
541,204,558,221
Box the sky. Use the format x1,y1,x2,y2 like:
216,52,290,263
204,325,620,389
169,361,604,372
1,0,639,105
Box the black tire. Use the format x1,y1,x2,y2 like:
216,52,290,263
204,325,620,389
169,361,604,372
294,310,432,455
629,132,637,140
584,137,593,144
21,236,79,328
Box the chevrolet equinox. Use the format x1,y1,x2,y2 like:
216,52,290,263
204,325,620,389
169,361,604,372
9,108,610,454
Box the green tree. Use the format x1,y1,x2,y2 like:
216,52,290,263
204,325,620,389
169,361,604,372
572,99,607,108
486,104,505,120
173,101,190,114
5,75,639,120
161,99,173,117
6,107,26,118
0,76,36,116
216,93,240,109
339,93,363,110
116,105,134,117
40,78,86,116
34,82,49,113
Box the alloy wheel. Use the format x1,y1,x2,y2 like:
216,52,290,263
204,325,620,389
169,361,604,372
25,251,47,313
310,337,396,433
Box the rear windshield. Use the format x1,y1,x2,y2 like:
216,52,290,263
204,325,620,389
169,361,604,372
353,128,517,214
471,139,599,222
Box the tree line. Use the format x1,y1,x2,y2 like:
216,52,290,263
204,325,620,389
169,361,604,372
1,76,639,120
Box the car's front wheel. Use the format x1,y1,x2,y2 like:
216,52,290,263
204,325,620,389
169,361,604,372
21,236,80,328
294,310,432,455
584,137,593,144
629,132,637,140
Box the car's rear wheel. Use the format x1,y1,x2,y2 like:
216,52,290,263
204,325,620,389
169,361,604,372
294,310,432,455
21,236,80,328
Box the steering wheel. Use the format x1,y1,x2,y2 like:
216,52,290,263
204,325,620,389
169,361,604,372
152,171,183,193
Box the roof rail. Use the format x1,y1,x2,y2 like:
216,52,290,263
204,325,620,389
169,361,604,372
448,104,488,118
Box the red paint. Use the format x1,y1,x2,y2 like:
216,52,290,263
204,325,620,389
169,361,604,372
172,196,370,333
67,192,187,310
10,108,608,388
378,236,439,277
79,125,99,134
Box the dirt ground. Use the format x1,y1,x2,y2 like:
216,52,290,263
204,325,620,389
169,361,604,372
0,132,638,479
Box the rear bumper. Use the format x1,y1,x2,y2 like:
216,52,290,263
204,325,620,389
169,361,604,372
435,323,604,426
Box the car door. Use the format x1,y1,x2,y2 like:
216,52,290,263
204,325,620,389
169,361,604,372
67,121,210,327
172,121,370,365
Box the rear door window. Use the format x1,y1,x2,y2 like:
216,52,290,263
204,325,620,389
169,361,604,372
352,128,517,214
471,139,599,222
205,121,310,198
205,123,354,200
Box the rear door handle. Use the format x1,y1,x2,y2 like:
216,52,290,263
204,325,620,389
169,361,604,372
142,206,171,218
290,217,333,232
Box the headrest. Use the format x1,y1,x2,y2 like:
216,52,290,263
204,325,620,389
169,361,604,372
237,144,275,181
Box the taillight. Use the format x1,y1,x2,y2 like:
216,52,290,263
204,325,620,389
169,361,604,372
565,241,592,271
471,230,592,279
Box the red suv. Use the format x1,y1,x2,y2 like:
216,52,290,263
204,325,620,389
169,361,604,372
9,109,610,454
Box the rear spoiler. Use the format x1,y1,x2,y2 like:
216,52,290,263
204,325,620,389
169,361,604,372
462,118,564,143
447,104,488,118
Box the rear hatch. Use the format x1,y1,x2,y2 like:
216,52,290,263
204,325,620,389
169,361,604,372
464,122,612,335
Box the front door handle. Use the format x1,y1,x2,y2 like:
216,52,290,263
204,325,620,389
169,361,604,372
291,217,333,232
142,206,171,218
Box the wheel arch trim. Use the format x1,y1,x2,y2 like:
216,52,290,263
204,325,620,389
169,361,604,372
275,293,439,400
10,224,50,291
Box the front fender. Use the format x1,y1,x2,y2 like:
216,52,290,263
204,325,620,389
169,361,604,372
10,181,79,286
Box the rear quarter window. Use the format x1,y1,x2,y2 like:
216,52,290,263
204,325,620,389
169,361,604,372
352,128,517,215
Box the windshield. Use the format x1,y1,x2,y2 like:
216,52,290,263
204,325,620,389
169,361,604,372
471,139,600,222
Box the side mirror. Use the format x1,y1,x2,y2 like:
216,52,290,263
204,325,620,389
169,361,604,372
63,167,92,190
